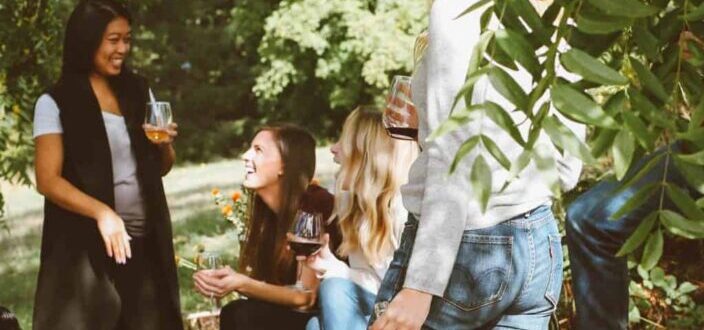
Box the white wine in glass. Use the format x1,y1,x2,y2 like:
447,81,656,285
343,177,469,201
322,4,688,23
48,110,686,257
144,101,172,142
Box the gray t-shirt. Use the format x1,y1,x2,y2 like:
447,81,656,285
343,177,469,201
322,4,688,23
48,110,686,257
33,94,147,236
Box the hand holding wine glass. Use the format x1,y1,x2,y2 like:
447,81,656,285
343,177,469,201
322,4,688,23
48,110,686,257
143,101,178,144
287,210,325,292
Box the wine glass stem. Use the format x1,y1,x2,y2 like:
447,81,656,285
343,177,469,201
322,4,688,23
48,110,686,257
296,260,303,286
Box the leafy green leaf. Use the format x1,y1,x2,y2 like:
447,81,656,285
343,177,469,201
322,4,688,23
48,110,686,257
450,136,481,173
543,115,595,163
533,143,560,195
682,3,704,21
610,182,660,221
666,183,704,220
630,57,669,103
697,197,704,209
451,67,492,115
455,0,493,19
488,67,529,110
622,112,655,150
613,130,636,180
641,229,663,271
561,49,628,85
673,157,704,195
471,155,492,213
678,282,698,295
503,150,532,190
660,210,704,239
480,134,511,170
495,29,541,78
590,129,618,158
617,211,658,256
674,149,704,165
577,11,633,34
629,89,674,129
616,153,665,194
506,0,551,45
585,0,659,18
551,83,619,128
483,101,525,146
633,22,662,62
429,105,482,141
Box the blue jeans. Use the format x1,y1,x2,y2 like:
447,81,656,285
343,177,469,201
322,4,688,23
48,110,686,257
565,145,693,329
305,278,376,330
370,205,562,329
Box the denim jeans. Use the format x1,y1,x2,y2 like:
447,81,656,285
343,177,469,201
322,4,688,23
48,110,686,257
369,204,562,329
305,278,376,330
565,145,693,329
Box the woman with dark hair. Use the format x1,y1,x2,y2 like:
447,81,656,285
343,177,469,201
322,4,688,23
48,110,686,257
192,124,339,330
32,1,182,329
0,306,21,330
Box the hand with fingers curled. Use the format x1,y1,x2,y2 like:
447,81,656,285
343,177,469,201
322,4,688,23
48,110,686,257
192,266,250,299
369,288,432,330
96,209,131,264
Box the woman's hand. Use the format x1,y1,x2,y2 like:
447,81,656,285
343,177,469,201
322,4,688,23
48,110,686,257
96,209,131,264
193,266,249,298
298,233,343,276
143,122,178,145
369,288,433,330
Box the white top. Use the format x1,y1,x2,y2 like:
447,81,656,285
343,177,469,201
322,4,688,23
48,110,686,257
33,94,147,222
400,0,586,296
322,192,407,294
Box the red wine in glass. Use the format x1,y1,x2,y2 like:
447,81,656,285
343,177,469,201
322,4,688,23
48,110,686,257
287,210,324,292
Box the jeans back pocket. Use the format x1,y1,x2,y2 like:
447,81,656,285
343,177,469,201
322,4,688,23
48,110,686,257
440,234,513,312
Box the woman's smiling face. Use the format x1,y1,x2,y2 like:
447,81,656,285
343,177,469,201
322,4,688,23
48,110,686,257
92,17,131,76
242,130,284,191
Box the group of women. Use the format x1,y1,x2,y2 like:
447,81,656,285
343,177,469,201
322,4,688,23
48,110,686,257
32,0,582,329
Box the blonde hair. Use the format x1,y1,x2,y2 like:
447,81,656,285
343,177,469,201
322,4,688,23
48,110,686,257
335,107,418,264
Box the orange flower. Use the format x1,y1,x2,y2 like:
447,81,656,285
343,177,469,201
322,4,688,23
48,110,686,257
231,191,242,203
221,204,233,216
310,178,320,186
211,187,220,196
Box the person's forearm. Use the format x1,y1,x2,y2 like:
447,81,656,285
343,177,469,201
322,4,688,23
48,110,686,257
37,175,111,221
237,277,316,309
159,144,175,176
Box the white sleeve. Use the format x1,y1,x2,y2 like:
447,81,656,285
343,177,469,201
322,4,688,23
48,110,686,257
33,94,63,138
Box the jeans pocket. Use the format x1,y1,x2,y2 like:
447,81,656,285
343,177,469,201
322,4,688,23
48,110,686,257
439,234,513,312
544,234,564,309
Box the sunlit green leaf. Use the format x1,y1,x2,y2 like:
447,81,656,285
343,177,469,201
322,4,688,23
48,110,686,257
561,49,628,85
488,67,528,110
429,105,482,141
613,130,636,180
666,183,704,220
622,112,655,150
640,229,663,270
629,89,674,129
660,210,704,239
673,157,704,194
616,153,665,194
455,0,492,19
480,134,511,170
617,212,658,256
585,0,659,18
483,101,525,146
577,11,633,34
543,115,595,163
552,83,619,128
630,57,669,103
495,29,541,77
533,143,560,195
471,155,492,213
450,136,481,173
610,182,660,221
451,67,492,115
590,128,618,158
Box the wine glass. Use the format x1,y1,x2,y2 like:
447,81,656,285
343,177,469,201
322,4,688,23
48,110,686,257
202,251,223,312
287,210,325,292
383,75,418,141
144,101,172,143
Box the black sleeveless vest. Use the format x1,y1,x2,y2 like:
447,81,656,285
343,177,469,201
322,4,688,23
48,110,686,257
32,71,183,330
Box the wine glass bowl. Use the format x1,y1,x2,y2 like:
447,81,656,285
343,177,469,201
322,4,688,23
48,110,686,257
144,101,172,142
383,75,418,141
287,210,325,291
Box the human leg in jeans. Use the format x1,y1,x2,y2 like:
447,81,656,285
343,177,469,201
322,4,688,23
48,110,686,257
566,146,691,329
305,278,376,330
371,205,563,329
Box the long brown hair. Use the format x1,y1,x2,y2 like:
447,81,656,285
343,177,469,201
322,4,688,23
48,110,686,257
239,124,316,285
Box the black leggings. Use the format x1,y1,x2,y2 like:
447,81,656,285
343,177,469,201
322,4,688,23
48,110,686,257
220,298,313,330
112,237,173,330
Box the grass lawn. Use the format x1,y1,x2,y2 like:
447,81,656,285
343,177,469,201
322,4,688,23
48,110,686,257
0,208,244,329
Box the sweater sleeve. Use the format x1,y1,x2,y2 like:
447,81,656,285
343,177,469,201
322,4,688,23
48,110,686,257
402,0,481,296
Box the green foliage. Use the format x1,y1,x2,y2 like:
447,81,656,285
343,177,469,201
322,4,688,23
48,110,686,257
0,1,64,225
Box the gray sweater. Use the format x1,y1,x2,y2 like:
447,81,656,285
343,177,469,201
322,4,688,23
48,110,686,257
401,0,585,296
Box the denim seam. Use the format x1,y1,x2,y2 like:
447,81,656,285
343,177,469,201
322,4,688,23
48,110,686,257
544,234,561,310
517,226,535,303
437,238,513,312
504,212,552,229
